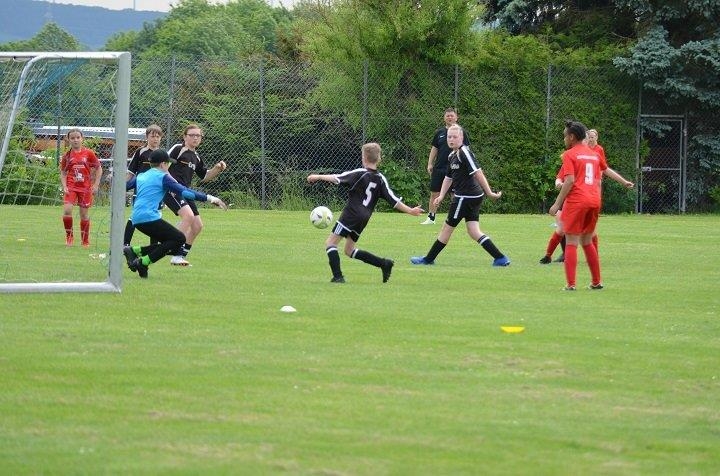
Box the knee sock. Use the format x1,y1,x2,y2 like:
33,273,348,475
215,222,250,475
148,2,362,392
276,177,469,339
80,219,90,244
478,234,504,259
592,234,599,253
63,215,73,237
326,246,342,278
352,249,383,268
179,243,191,257
583,243,601,286
546,232,563,257
564,244,578,287
428,212,436,221
123,219,135,246
560,235,566,252
425,240,446,262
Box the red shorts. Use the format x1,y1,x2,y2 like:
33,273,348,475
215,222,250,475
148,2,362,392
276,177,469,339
561,203,599,235
64,189,94,208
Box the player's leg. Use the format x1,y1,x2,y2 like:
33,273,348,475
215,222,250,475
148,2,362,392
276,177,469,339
345,227,394,283
79,200,91,248
582,209,602,288
62,193,75,246
171,204,196,266
325,226,345,283
411,198,463,264
560,206,583,290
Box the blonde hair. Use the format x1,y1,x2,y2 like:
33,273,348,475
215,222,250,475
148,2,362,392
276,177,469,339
362,142,382,164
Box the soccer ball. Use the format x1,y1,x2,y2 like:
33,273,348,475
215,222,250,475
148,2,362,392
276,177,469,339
310,206,333,229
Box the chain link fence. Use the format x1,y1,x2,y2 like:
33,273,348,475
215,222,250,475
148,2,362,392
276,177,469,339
7,56,719,214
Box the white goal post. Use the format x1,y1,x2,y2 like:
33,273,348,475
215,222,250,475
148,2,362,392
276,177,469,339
0,52,130,293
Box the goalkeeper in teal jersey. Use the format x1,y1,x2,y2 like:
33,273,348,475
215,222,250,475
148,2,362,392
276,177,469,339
123,149,227,278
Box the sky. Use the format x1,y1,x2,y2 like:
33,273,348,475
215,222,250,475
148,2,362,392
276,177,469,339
48,0,294,12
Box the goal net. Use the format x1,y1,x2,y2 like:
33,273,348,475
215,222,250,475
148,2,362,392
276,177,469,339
0,52,130,293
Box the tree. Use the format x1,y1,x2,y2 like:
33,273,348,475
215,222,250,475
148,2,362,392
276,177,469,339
0,22,80,52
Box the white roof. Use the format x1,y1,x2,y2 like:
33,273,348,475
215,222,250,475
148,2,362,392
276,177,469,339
32,125,147,140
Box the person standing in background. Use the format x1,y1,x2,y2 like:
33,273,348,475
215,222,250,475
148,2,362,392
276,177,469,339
422,108,470,225
59,128,102,247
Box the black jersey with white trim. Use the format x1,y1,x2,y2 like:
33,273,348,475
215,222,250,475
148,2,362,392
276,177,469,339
127,146,152,176
167,143,209,187
446,145,484,198
336,167,401,220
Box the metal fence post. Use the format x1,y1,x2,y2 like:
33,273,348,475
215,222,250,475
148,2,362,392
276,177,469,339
260,57,267,209
362,59,368,144
166,56,176,148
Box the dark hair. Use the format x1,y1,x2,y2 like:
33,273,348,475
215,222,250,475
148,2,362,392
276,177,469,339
564,120,587,141
445,107,457,114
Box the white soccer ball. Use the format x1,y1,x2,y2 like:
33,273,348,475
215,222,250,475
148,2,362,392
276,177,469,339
310,206,333,229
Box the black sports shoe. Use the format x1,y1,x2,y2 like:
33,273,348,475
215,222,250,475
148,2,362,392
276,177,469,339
563,285,576,291
123,246,138,272
330,276,345,283
554,253,565,263
539,255,552,264
381,259,394,283
132,258,149,278
588,283,604,290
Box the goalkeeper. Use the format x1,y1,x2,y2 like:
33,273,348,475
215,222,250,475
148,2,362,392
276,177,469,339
123,149,227,278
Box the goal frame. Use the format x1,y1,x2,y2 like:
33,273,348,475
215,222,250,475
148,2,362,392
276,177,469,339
0,52,131,293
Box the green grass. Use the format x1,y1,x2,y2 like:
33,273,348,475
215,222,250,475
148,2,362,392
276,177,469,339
1,206,719,474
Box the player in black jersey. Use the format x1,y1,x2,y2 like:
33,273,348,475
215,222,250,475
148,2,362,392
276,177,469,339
307,142,424,283
124,124,163,246
411,124,510,267
422,107,470,224
163,124,227,266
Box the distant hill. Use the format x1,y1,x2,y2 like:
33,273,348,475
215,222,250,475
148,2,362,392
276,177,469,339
0,0,166,50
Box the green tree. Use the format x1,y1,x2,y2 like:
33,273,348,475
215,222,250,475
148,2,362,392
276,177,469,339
0,22,80,52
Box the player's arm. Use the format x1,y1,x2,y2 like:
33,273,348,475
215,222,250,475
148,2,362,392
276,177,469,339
201,161,227,182
163,175,227,209
427,146,438,174
394,201,424,216
307,173,339,184
59,164,68,192
473,169,502,200
603,168,634,188
549,174,574,216
91,161,103,193
433,176,453,206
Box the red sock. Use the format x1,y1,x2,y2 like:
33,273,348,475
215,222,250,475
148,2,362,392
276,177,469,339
80,219,90,245
545,232,563,256
584,243,601,286
63,215,73,236
564,244,578,287
592,234,599,254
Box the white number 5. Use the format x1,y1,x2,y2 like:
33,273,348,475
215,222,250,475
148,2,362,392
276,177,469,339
363,182,377,206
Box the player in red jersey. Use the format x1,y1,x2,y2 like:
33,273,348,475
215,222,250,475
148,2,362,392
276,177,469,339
549,120,607,290
59,128,103,247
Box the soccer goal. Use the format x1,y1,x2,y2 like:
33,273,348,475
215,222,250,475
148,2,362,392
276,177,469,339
0,52,130,293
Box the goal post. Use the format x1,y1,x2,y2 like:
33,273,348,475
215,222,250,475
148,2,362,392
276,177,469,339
0,52,131,293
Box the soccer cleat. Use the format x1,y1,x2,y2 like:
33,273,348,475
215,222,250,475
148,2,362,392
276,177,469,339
563,285,576,291
588,283,604,290
410,256,434,265
381,259,394,283
65,234,74,246
330,276,345,283
132,258,149,278
539,255,552,264
492,256,511,267
123,246,138,272
554,253,565,263
420,218,435,225
170,255,191,266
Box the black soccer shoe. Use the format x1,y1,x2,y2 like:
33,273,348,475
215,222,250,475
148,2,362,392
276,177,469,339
330,276,345,283
132,258,149,279
381,259,394,283
123,246,138,272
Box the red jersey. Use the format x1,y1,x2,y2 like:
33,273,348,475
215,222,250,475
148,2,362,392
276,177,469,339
560,142,607,207
61,147,100,192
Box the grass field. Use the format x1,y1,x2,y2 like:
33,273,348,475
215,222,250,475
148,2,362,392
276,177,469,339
1,206,719,474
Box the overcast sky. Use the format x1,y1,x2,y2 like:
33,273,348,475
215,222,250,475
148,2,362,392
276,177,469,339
49,0,294,12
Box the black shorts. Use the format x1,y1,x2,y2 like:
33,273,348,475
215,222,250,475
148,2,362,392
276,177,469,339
445,195,484,227
332,214,369,243
163,191,199,216
429,170,447,192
